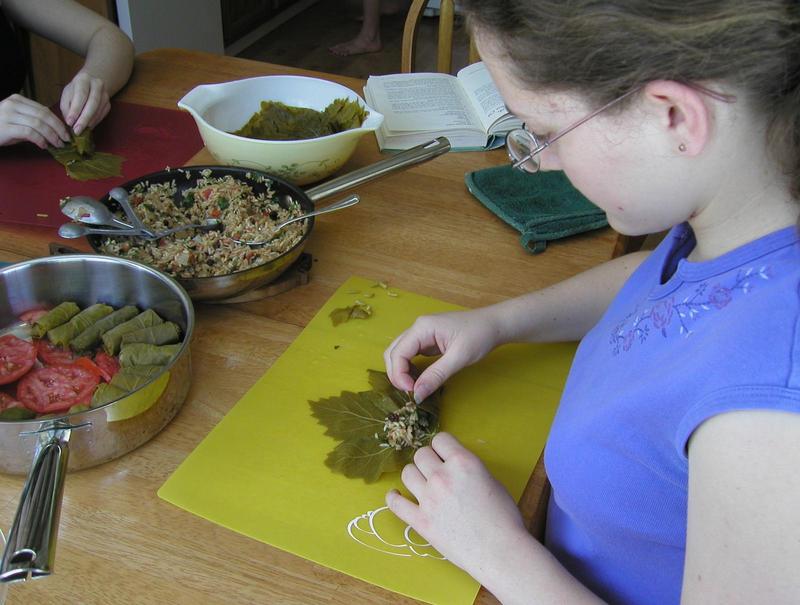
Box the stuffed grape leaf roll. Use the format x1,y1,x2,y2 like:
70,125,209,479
119,343,181,367
109,365,165,391
70,305,139,352
119,321,180,348
91,383,127,407
31,302,80,338
47,303,113,348
101,309,164,355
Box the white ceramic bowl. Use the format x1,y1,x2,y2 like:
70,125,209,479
178,75,384,185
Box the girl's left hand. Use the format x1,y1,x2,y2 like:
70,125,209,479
59,71,111,136
386,432,528,574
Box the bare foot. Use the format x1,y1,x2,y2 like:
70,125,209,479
329,36,382,56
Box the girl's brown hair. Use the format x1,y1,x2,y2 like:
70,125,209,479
460,0,800,196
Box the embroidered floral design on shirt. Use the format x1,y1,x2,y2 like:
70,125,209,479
609,265,771,354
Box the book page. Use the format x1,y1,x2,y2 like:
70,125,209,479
457,62,511,131
365,73,482,132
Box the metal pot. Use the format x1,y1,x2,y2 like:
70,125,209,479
0,255,194,582
84,137,451,302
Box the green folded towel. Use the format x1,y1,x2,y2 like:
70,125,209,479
465,166,608,254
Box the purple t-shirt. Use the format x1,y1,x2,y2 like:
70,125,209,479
544,223,800,604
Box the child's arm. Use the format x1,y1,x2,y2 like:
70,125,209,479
488,249,648,343
4,0,134,134
386,250,649,401
682,409,800,603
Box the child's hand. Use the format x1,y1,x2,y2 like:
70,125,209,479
386,432,528,574
60,71,111,136
384,308,502,402
0,94,70,148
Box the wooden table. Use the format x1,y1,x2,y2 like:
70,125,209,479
0,49,619,605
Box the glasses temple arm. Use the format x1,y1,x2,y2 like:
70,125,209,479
546,88,641,147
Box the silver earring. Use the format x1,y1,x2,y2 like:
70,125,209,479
678,143,687,152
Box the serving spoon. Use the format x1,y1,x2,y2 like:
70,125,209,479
58,219,223,240
58,223,148,239
108,187,153,235
60,196,134,230
233,194,360,248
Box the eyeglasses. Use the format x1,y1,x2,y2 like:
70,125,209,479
506,88,640,173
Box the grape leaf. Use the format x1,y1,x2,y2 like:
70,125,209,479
310,390,397,441
234,98,367,141
309,369,442,483
367,368,408,406
48,130,124,181
329,302,372,326
325,437,410,483
368,368,441,423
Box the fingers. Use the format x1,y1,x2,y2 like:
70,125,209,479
430,432,464,460
399,437,460,500
0,95,69,148
72,82,105,134
383,333,414,391
413,446,443,478
62,73,110,134
62,77,89,130
384,316,453,395
87,98,110,130
400,462,426,496
412,354,463,403
385,489,419,527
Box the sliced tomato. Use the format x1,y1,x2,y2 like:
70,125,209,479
0,334,36,385
36,339,76,365
19,308,49,324
93,352,120,382
17,364,99,414
73,357,104,380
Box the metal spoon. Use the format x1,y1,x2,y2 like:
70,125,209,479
60,196,133,230
108,187,155,236
148,218,223,239
58,223,148,239
233,194,360,248
58,219,223,240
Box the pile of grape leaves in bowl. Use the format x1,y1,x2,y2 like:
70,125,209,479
178,74,384,185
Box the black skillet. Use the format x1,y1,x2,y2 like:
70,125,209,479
84,137,451,301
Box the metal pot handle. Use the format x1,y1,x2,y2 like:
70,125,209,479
0,422,84,582
304,137,451,203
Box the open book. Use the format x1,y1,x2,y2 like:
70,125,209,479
363,61,522,151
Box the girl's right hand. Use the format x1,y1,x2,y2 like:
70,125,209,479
384,308,503,402
0,94,70,149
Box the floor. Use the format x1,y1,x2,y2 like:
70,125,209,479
236,0,470,79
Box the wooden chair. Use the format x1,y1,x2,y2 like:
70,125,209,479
612,234,647,257
401,0,480,73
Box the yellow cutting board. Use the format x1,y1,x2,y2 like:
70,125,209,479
158,276,577,605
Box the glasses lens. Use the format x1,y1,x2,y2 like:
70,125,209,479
506,129,541,172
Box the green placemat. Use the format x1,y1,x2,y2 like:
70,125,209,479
465,166,608,253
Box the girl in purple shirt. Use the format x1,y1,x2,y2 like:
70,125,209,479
383,2,800,603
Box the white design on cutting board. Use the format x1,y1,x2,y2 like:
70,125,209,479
346,506,446,559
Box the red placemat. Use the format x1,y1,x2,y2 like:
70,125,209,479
0,101,204,228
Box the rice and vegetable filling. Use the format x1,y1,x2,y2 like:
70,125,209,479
98,173,305,278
